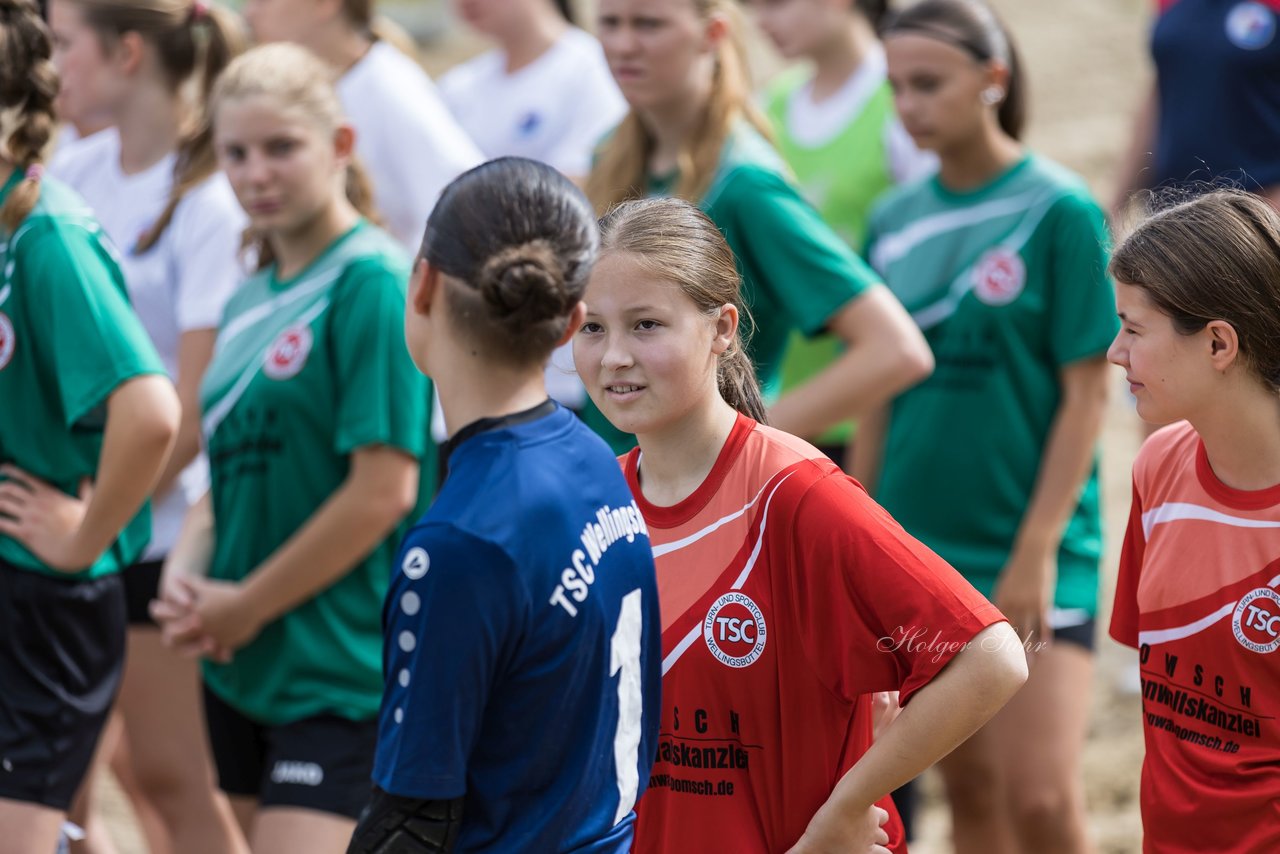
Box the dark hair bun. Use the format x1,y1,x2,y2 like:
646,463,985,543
477,240,570,326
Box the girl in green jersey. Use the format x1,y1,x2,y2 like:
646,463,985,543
152,43,431,853
585,0,933,452
861,2,1116,852
0,2,180,851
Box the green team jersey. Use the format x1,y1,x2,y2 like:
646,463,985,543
766,66,899,446
866,155,1117,613
0,171,166,579
200,221,435,725
586,122,877,452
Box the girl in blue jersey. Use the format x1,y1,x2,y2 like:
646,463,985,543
353,158,662,853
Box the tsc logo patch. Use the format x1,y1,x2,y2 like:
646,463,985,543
263,324,313,380
1232,587,1280,654
972,248,1026,306
0,312,13,371
704,592,767,668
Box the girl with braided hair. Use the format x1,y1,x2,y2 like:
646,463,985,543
46,1,251,850
0,1,182,851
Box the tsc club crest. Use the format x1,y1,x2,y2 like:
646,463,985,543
1232,587,1280,654
704,592,767,668
262,324,313,380
0,312,13,371
1226,2,1276,50
972,248,1026,306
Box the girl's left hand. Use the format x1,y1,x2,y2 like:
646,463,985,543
787,803,892,854
993,548,1055,646
0,464,95,572
183,576,265,655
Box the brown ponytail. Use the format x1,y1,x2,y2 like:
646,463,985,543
598,197,768,423
0,0,57,231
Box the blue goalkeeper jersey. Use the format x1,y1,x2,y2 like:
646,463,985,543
373,400,661,852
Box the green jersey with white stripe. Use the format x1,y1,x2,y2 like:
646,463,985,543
866,155,1117,614
200,221,435,725
0,172,166,579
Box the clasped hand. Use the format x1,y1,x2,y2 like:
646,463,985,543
150,575,263,662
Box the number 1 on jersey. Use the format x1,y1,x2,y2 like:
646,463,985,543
611,588,644,826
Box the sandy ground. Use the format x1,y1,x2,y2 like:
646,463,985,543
98,0,1155,850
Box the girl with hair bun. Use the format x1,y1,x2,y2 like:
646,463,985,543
355,157,661,853
861,1,1117,850
574,196,1028,854
46,1,250,848
1109,189,1280,854
242,0,482,251
585,0,934,455
0,1,181,851
152,42,434,853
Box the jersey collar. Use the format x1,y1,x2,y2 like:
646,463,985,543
441,398,559,472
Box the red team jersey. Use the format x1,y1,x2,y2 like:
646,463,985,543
625,415,1004,853
1111,422,1280,853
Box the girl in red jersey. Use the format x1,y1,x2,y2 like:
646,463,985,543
573,196,1028,854
1108,189,1280,854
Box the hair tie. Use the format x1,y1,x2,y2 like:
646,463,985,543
191,1,209,22
24,163,44,182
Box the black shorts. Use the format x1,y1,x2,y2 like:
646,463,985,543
123,558,164,627
1052,613,1097,653
0,559,126,810
203,684,377,819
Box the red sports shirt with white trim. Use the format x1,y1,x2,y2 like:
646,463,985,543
625,415,1005,853
1111,422,1280,854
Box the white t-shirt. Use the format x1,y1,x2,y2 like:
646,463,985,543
785,45,936,185
52,128,247,560
439,27,626,178
337,41,484,252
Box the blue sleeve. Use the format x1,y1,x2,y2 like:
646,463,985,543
373,523,529,799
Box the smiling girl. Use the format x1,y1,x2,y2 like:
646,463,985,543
1109,190,1280,854
584,0,932,453
574,196,1028,854
857,2,1118,850
151,43,433,854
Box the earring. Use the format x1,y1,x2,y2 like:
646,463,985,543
981,87,1005,106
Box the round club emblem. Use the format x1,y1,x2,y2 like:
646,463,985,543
1226,2,1276,50
1232,587,1280,654
972,248,1026,306
402,547,430,580
262,324,313,380
704,592,767,668
0,312,13,371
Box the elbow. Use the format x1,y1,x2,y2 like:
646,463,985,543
367,469,421,528
986,622,1031,704
136,376,182,453
889,328,935,392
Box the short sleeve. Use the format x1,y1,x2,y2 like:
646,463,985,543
714,167,877,337
327,261,429,457
1045,193,1119,366
787,474,1006,706
171,178,246,331
374,524,528,799
22,220,165,425
1110,477,1146,649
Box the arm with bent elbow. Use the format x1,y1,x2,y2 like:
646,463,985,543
788,622,1029,853
769,285,933,441
0,373,180,571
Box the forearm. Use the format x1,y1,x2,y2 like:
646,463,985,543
241,468,416,626
849,406,888,495
770,289,933,439
154,329,217,498
1012,361,1110,558
162,491,214,585
819,623,1027,812
153,414,201,499
71,375,179,563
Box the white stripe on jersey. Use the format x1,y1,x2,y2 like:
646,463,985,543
214,266,342,354
1136,574,1280,647
651,477,777,559
1141,501,1280,539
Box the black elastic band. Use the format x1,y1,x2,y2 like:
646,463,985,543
440,398,558,465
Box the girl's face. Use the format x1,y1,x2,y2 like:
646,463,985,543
214,94,350,238
454,0,524,37
574,250,733,438
598,0,720,113
885,31,997,154
1107,281,1224,426
748,0,845,61
47,0,125,127
242,0,324,46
